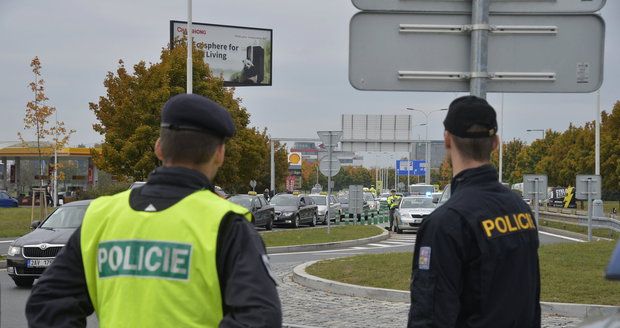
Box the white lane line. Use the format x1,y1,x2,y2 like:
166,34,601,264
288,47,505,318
350,246,371,250
539,231,585,243
269,248,369,256
366,243,392,248
0,240,14,244
382,241,413,245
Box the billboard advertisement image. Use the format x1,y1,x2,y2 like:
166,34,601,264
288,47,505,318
170,20,272,87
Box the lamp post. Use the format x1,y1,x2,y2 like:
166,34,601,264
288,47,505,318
406,108,448,185
526,129,545,139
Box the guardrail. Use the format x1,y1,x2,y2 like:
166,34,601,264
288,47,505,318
541,210,620,233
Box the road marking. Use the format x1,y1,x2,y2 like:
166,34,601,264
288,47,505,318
350,246,370,250
382,241,413,245
366,243,392,248
0,240,14,244
539,231,585,243
270,248,366,256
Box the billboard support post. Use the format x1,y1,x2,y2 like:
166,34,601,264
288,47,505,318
186,0,193,94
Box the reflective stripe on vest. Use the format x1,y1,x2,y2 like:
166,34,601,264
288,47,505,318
81,189,251,328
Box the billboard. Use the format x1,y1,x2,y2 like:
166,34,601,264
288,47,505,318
170,21,272,87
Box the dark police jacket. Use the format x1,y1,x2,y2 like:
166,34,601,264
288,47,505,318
408,164,541,328
26,167,282,328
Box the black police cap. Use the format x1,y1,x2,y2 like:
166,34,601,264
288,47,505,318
443,96,498,139
161,94,236,138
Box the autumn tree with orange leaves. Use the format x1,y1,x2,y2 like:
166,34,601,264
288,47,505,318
18,57,74,188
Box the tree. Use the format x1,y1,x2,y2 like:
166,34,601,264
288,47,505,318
89,40,288,191
18,56,75,189
438,157,452,188
600,102,620,198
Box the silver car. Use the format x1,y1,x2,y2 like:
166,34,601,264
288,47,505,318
394,196,436,233
309,194,342,224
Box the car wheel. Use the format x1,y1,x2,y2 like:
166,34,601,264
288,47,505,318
322,213,329,225
293,215,300,228
309,213,317,227
12,276,34,288
265,215,273,231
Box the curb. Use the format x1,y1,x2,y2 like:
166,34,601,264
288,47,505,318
292,261,620,319
267,227,389,254
539,223,613,242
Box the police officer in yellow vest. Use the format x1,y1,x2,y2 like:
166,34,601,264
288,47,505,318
386,189,401,232
26,94,282,327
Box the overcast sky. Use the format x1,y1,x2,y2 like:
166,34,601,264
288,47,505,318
1,0,618,150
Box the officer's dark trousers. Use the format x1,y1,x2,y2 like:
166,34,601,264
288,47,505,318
389,208,396,231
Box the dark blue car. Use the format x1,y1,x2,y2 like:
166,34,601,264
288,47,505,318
0,190,18,208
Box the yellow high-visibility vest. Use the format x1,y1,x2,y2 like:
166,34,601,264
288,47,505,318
81,189,251,327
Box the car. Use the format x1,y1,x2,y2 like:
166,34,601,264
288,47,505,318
0,190,18,208
436,184,451,207
228,192,275,230
6,199,92,287
338,194,369,219
363,192,380,214
408,183,435,197
309,194,342,224
394,196,436,233
270,194,318,228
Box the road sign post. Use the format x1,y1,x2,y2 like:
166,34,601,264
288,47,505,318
576,175,602,242
523,174,548,226
318,131,343,233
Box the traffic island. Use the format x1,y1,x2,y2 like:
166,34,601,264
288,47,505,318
263,225,388,253
294,241,620,319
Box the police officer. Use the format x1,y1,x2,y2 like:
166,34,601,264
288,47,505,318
26,94,282,327
386,189,401,232
408,96,540,327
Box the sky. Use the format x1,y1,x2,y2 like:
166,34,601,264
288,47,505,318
1,0,618,157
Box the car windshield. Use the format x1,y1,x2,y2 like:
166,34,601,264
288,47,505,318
40,206,88,229
410,185,435,196
400,198,434,209
0,192,10,199
270,195,298,206
310,196,326,205
363,193,374,201
228,195,252,209
338,196,348,204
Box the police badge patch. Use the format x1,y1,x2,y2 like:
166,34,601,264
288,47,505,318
419,246,431,270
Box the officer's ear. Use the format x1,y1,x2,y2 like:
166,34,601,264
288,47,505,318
214,143,225,168
491,134,500,152
155,138,164,161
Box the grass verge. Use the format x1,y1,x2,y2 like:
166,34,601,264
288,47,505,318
307,241,620,305
260,225,384,247
0,207,51,238
541,218,619,240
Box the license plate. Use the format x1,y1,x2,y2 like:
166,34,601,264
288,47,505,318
27,259,53,268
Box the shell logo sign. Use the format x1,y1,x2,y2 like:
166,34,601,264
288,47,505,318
288,152,302,165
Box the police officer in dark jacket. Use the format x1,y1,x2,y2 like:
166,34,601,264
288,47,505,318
26,94,282,327
408,96,540,328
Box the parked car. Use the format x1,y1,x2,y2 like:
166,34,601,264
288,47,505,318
409,183,435,197
6,199,92,287
394,196,436,234
0,190,18,208
309,194,342,224
270,194,318,228
228,192,274,230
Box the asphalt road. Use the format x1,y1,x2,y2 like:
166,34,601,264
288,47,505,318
0,228,575,327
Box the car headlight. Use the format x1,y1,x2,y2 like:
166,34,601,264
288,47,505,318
7,245,21,256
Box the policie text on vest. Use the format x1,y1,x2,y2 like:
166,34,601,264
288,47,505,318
98,240,192,280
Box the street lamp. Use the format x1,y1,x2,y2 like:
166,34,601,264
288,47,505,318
406,107,448,185
526,129,545,139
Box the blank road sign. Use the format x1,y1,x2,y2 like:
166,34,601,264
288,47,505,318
352,0,606,14
349,13,604,93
